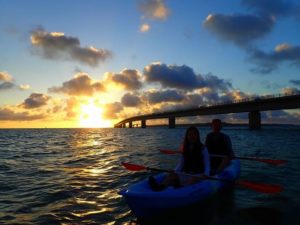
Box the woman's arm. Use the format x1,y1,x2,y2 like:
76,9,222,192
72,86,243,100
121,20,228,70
174,155,184,172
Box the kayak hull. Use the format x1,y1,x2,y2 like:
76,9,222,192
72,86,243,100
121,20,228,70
119,160,240,219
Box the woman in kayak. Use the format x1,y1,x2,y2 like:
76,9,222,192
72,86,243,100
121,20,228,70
149,126,210,191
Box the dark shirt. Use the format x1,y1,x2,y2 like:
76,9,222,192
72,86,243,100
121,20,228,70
205,132,232,171
182,143,204,174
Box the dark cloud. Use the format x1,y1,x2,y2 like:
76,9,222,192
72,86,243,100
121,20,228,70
200,73,232,92
143,63,232,91
144,63,198,89
145,89,185,104
103,102,123,119
139,0,170,20
30,28,112,67
48,73,105,96
0,107,45,121
261,110,300,124
121,93,142,107
0,71,14,90
248,44,300,74
108,69,143,90
241,0,300,19
290,80,300,86
21,93,50,109
0,82,14,90
203,13,274,46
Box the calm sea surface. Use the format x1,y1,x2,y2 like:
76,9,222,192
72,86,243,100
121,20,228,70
0,126,299,225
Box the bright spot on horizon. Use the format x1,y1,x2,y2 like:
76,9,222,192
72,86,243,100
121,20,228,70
79,101,112,128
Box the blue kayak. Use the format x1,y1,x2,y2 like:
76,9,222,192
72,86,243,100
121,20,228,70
119,159,240,219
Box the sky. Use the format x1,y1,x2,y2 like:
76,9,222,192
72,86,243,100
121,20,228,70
0,0,300,128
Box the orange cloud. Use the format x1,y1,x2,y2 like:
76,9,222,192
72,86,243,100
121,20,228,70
48,73,105,96
0,107,46,121
139,0,170,20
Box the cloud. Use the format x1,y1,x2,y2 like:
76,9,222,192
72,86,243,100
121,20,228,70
261,110,300,124
248,43,300,74
30,28,112,67
103,102,123,119
19,84,30,90
64,97,79,118
0,71,13,81
144,63,232,91
203,13,275,46
105,69,143,90
139,0,170,20
21,93,51,109
0,82,14,90
241,0,300,19
144,89,185,104
0,71,30,91
121,93,142,107
140,23,151,33
0,71,14,90
290,80,300,86
281,87,300,95
0,107,46,121
144,63,198,89
48,73,105,96
200,73,232,92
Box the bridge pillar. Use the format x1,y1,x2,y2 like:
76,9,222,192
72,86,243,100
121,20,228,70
141,120,146,128
168,116,175,128
249,111,261,129
129,121,132,128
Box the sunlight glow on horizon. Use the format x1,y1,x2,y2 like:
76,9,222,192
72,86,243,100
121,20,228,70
79,100,112,128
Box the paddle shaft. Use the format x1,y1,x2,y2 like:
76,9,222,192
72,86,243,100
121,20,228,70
122,162,283,194
160,149,287,166
123,163,237,185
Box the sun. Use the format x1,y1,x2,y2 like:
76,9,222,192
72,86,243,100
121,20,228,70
79,101,112,128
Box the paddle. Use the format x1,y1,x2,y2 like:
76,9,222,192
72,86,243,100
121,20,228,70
122,162,283,194
160,149,287,166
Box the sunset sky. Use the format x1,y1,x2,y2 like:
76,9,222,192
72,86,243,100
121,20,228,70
1,0,300,128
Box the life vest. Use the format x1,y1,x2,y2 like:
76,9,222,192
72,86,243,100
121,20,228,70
205,132,230,170
182,144,204,174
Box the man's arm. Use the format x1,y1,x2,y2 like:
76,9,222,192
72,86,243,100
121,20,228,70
216,134,232,172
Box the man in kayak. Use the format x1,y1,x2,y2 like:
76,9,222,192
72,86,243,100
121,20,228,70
149,126,210,191
205,119,234,175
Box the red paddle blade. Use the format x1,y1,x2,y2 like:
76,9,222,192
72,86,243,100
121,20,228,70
122,162,146,171
160,149,180,155
237,180,283,194
257,159,287,166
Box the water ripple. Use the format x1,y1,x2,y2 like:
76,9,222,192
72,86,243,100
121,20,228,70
0,127,299,224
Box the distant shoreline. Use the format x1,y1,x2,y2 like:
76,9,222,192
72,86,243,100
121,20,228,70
0,123,299,129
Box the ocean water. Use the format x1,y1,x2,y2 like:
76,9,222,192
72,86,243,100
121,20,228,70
0,126,299,225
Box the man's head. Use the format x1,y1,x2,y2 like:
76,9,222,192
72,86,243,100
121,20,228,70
211,119,222,133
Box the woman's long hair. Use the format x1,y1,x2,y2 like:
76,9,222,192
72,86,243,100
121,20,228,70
182,126,204,153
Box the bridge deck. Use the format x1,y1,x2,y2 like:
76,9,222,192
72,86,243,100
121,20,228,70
114,94,300,128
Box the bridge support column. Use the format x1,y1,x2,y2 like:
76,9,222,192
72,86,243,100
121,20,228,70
129,121,132,128
141,120,146,128
168,116,175,128
249,111,261,129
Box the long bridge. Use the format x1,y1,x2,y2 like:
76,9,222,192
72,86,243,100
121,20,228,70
114,93,300,129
